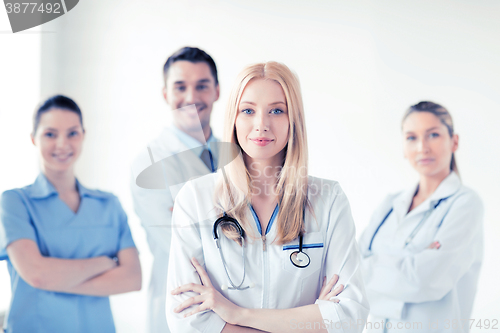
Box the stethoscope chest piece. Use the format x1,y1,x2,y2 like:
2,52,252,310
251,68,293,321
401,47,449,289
290,250,310,268
290,234,310,268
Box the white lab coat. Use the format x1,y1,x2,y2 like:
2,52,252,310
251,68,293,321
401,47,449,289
358,172,484,333
131,127,218,333
166,173,369,333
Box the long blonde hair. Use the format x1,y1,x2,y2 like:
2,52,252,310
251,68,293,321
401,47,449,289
214,62,310,245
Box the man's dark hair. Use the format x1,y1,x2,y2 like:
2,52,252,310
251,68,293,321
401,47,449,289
163,47,218,85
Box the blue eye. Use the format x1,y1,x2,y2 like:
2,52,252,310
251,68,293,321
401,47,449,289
270,108,284,114
429,133,439,138
406,136,416,141
241,109,253,114
196,85,207,91
68,131,78,137
175,86,186,92
44,132,55,138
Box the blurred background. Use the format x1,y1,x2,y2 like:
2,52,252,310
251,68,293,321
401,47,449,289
1,0,499,331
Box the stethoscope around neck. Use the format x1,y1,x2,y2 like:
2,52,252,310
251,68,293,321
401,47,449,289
368,196,450,251
212,212,310,291
212,213,250,291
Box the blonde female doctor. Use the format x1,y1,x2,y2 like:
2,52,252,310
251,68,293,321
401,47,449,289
359,101,484,332
166,62,369,332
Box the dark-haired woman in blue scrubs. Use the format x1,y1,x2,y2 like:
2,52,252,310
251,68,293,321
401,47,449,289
0,95,141,333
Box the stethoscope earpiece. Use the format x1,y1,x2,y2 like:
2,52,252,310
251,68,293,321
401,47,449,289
221,282,254,291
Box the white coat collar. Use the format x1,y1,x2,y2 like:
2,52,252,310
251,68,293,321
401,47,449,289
248,203,279,238
393,171,461,220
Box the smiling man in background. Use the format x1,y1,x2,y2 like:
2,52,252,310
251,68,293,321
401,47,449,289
131,46,220,333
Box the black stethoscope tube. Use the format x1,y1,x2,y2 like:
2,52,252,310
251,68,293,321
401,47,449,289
290,234,310,268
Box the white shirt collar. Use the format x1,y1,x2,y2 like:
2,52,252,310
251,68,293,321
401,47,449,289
393,171,461,219
169,125,215,152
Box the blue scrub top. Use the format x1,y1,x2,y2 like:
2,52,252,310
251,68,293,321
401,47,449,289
0,174,136,333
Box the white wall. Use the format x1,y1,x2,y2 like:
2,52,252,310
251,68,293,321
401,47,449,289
0,8,41,316
1,0,499,331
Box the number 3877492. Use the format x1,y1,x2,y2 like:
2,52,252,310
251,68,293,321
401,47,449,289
5,2,61,14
